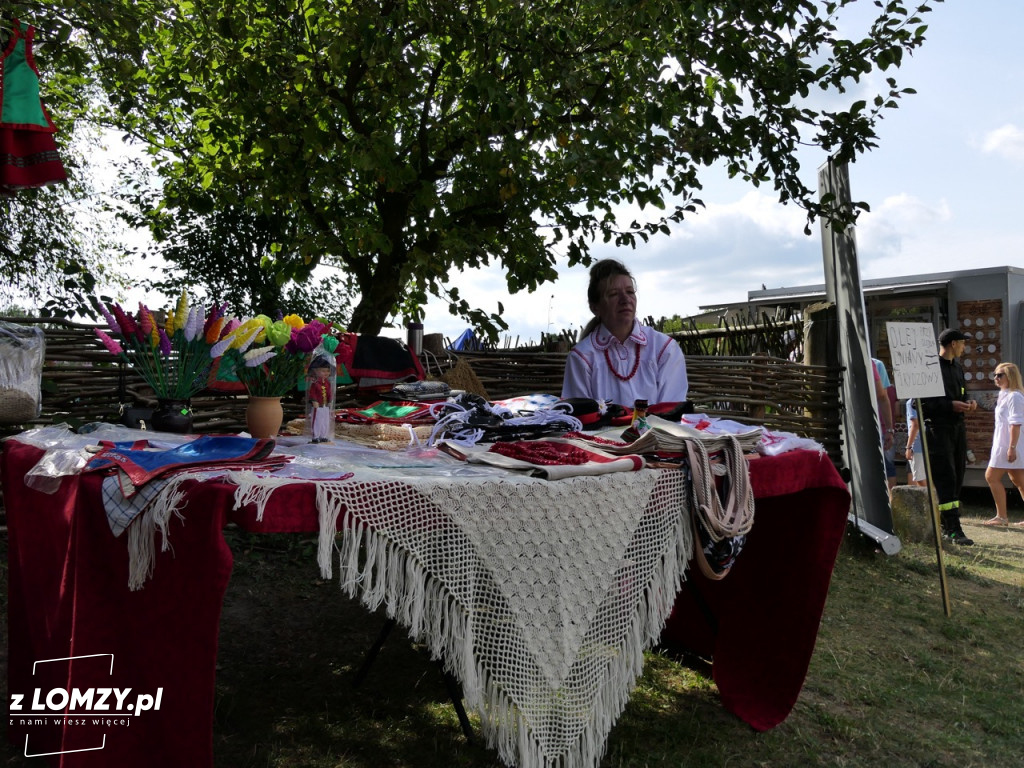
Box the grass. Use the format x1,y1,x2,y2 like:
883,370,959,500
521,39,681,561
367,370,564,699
3,488,1023,768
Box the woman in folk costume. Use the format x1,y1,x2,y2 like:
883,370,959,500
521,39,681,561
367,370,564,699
562,259,744,583
1,20,67,195
561,258,688,406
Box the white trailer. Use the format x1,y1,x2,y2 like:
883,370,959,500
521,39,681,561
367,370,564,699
740,265,1024,487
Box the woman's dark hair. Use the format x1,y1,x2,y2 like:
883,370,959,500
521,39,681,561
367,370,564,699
580,259,635,338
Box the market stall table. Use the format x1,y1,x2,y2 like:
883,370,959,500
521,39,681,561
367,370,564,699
3,426,848,767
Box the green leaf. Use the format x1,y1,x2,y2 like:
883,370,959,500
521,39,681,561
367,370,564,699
17,0,934,335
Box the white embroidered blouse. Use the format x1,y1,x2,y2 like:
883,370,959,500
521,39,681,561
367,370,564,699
561,321,688,405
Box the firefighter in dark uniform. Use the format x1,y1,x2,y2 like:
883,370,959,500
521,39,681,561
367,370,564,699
920,328,978,545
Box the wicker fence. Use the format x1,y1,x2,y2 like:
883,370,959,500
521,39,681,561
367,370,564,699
1,318,844,465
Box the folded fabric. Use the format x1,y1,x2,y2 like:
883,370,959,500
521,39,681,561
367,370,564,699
85,435,280,495
102,475,175,537
335,333,425,390
439,439,645,479
757,429,825,456
336,400,438,425
570,415,763,456
390,380,451,399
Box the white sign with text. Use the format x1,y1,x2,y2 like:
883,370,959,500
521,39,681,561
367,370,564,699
885,322,945,399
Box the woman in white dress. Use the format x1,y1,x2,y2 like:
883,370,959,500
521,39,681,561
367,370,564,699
983,362,1024,526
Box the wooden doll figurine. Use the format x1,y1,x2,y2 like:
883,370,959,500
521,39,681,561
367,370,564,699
306,355,334,443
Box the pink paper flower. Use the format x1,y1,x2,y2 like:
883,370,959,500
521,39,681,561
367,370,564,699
95,329,123,356
138,303,154,338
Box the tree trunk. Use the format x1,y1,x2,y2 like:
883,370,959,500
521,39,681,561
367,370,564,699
347,263,402,335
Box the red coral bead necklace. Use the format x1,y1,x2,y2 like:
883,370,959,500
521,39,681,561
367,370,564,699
605,346,641,382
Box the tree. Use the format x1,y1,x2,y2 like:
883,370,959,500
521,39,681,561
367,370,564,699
0,132,132,318
116,161,356,322
0,16,130,318
9,0,939,335
143,203,358,324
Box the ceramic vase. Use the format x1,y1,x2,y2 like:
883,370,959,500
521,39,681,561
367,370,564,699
246,396,283,439
151,398,193,433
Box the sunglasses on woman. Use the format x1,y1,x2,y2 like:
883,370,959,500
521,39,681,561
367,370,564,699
994,372,1006,379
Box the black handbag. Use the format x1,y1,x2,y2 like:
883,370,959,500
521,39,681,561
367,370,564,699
117,402,153,429
114,362,153,429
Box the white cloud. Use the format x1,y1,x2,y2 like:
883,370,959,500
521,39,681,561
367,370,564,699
855,193,952,265
855,189,1024,282
979,124,1024,163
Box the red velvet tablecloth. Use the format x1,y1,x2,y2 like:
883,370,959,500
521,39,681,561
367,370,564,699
659,449,851,731
3,441,238,766
4,440,848,766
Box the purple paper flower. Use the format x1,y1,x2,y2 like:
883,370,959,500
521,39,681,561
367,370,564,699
221,318,240,338
158,328,172,356
289,321,328,354
99,304,120,335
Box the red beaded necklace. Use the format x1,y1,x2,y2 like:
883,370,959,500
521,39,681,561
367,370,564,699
604,346,641,382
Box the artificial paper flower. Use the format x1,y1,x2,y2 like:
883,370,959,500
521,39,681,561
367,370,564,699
252,314,273,342
94,296,221,400
291,321,329,354
213,314,331,398
265,320,293,348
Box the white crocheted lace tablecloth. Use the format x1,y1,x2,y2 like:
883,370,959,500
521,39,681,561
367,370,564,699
234,465,691,768
14,425,692,768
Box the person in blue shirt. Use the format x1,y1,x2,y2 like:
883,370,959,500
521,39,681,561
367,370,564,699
872,357,897,495
904,399,928,487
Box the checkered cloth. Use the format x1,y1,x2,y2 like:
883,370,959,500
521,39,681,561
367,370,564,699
103,474,173,537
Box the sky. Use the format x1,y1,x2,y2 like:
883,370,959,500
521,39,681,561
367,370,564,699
407,0,1024,346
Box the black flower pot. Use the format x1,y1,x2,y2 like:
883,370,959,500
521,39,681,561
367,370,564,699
151,399,193,434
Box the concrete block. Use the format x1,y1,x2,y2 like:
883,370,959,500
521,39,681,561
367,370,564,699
891,485,938,544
